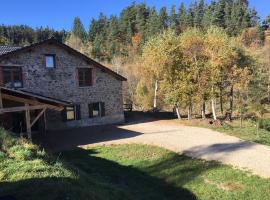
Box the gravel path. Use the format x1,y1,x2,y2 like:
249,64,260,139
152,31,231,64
84,120,270,178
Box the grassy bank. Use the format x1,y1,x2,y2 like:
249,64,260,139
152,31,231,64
177,119,270,146
1,129,270,199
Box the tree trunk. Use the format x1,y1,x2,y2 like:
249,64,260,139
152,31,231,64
188,94,192,120
201,101,206,119
211,99,217,120
175,106,181,120
229,86,234,121
220,87,224,115
153,80,158,109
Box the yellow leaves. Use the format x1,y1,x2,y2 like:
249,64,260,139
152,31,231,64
142,29,181,79
180,28,205,62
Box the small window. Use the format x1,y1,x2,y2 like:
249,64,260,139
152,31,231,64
77,68,92,87
45,55,55,68
2,67,23,88
89,102,105,118
66,106,75,121
63,105,81,121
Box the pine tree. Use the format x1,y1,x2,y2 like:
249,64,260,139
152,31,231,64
213,0,226,28
169,5,178,30
159,6,168,30
136,3,148,41
71,17,87,41
224,2,232,33
88,18,97,43
250,7,260,27
194,0,204,27
263,15,270,29
107,15,119,58
146,7,161,38
202,4,212,29
186,3,195,27
178,2,187,31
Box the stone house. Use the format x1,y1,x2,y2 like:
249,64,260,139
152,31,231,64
0,38,126,134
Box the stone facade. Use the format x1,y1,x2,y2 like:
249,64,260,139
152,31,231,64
0,42,125,130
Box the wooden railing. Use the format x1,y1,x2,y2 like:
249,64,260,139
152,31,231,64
123,103,133,112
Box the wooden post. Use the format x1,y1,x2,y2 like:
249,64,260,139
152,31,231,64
25,104,32,141
0,89,3,108
43,110,47,135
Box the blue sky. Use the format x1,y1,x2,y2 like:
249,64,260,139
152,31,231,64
0,0,269,30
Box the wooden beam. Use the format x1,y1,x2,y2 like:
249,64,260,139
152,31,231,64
31,108,46,128
1,93,63,111
0,105,46,114
25,104,31,140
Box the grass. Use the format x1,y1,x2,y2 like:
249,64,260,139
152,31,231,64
2,128,270,199
177,118,270,147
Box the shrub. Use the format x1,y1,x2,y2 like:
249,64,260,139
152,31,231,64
9,145,34,160
0,128,17,151
0,151,6,161
258,118,270,131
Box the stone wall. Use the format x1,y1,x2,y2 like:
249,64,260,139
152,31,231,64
0,43,125,130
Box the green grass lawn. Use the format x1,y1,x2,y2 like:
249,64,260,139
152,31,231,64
1,128,270,200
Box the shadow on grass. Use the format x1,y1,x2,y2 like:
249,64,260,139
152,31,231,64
183,141,255,158
34,125,144,152
0,147,198,200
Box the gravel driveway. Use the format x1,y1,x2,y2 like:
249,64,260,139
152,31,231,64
83,120,270,178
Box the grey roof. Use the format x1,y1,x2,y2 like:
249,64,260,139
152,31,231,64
0,45,22,56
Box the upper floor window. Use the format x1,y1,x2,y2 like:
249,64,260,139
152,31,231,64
77,68,92,87
2,67,23,88
45,54,55,68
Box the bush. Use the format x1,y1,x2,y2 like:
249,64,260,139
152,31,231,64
0,128,17,151
0,151,6,161
258,118,270,131
9,145,34,160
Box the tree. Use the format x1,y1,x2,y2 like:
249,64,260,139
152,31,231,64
142,30,181,111
178,2,187,31
169,5,178,30
179,28,206,119
145,7,161,39
186,3,194,27
250,7,260,27
65,33,90,55
194,0,204,27
71,17,87,41
213,0,226,28
159,6,168,30
204,26,234,120
263,15,270,29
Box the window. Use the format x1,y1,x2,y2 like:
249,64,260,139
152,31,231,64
45,55,55,68
77,68,92,87
63,105,81,121
2,67,23,88
89,102,105,118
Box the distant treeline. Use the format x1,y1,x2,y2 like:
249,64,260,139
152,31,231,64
79,0,266,61
0,0,269,61
0,25,68,45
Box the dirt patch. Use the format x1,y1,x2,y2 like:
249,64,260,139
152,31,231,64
204,178,244,191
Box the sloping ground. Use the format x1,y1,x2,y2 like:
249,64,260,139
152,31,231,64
81,120,270,178
2,129,270,199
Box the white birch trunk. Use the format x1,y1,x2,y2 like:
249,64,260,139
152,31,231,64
176,106,181,119
153,80,158,109
211,99,217,120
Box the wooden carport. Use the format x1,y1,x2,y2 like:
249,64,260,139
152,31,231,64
0,87,70,140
